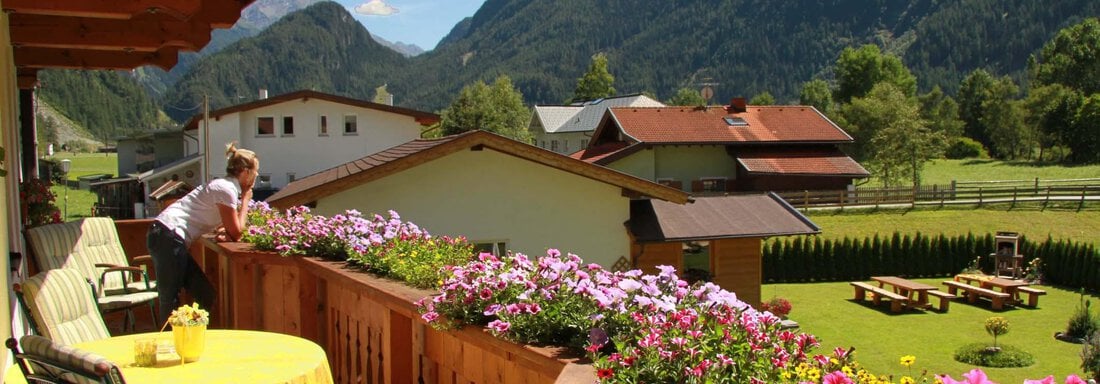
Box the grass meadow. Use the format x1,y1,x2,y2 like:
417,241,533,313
764,279,1093,384
894,159,1100,186
44,153,117,221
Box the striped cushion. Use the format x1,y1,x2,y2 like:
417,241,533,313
26,217,154,297
18,335,123,384
21,269,111,345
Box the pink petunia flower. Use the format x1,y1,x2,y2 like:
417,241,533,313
823,371,853,384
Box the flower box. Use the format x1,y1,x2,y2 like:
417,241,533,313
199,238,590,384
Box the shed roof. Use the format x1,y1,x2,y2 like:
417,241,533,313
737,148,870,177
629,193,819,242
266,130,689,208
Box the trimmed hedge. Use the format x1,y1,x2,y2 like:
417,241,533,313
763,232,1099,291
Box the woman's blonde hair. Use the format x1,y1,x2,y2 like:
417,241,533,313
225,142,259,176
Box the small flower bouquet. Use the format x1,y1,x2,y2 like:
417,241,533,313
167,303,209,327
761,296,792,318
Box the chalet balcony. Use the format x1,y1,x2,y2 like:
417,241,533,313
14,219,595,384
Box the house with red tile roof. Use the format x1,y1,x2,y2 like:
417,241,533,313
265,130,819,305
572,98,869,193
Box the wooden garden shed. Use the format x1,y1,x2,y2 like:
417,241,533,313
628,193,819,306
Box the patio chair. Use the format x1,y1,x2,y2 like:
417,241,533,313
14,268,111,346
6,335,126,384
25,217,158,331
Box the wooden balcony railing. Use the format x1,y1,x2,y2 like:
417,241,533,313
196,239,594,384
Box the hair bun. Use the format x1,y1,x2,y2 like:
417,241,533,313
225,142,239,159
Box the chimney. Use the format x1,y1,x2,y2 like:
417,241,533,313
729,97,746,113
258,88,268,100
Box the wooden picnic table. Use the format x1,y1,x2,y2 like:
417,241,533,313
871,276,938,309
955,274,1032,306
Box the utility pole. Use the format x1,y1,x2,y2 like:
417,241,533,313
203,93,210,183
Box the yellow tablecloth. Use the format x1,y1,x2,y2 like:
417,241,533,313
6,330,333,384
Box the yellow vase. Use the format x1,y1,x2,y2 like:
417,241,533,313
172,324,206,363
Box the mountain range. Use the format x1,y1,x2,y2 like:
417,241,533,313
38,0,1100,135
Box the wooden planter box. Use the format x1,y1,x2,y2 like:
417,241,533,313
199,239,593,384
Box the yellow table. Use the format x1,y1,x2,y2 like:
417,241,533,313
6,330,333,384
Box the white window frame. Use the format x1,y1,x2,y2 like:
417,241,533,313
343,114,358,136
699,177,728,192
287,173,296,183
550,140,559,152
473,240,509,257
256,116,275,137
282,116,295,136
319,115,329,136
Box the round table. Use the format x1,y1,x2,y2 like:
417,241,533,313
9,330,333,384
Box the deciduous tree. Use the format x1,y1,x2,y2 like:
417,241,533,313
440,75,532,142
799,79,834,114
834,44,917,103
572,53,616,103
1031,18,1100,95
667,87,706,106
749,91,775,105
842,83,941,187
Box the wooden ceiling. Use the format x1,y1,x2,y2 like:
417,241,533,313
4,0,255,88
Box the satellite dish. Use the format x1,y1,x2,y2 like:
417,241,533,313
700,86,714,102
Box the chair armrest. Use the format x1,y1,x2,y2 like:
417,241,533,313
131,255,152,264
93,263,124,269
98,267,146,294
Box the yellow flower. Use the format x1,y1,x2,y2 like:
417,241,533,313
900,376,915,384
900,355,916,367
842,365,854,376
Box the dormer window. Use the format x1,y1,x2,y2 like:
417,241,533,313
723,117,749,126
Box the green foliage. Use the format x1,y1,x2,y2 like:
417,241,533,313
1032,18,1100,95
666,87,705,106
944,137,989,159
37,69,160,141
372,84,392,105
842,83,941,186
953,343,1034,368
834,44,917,103
800,79,834,114
1067,295,1100,340
918,86,964,141
957,69,997,148
1082,330,1100,381
571,53,616,103
978,78,1033,159
985,316,1010,348
1025,84,1081,162
439,75,531,142
749,91,775,105
1069,94,1100,163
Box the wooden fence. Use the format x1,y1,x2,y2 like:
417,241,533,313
774,177,1100,210
198,239,591,384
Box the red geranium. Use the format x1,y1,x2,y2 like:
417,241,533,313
761,297,792,318
20,178,62,227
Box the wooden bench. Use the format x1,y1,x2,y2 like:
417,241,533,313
851,281,909,312
943,280,1010,310
1015,286,1047,307
927,290,955,312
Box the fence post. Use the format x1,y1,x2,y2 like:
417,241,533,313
1080,186,1087,212
804,190,809,208
1044,186,1051,210
1035,177,1040,193
951,180,957,200
978,187,983,207
838,190,845,209
1011,186,1018,208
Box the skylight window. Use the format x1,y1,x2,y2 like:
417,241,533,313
723,117,749,126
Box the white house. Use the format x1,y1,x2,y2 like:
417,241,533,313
529,94,664,155
183,90,439,189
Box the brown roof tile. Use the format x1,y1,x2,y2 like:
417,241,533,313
629,194,820,242
736,148,869,176
609,106,853,144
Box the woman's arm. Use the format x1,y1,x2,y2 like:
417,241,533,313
216,188,253,241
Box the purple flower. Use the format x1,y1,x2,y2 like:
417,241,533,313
487,320,510,333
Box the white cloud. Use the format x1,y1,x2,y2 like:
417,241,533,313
354,0,399,16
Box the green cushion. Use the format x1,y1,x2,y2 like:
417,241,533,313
21,269,111,345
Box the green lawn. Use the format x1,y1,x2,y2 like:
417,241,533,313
902,159,1100,186
765,279,1092,383
44,153,117,221
803,207,1100,246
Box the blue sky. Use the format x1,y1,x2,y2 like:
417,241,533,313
336,0,486,50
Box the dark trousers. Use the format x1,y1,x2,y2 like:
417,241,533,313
146,221,215,323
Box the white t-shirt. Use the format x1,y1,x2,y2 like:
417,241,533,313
155,177,242,246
